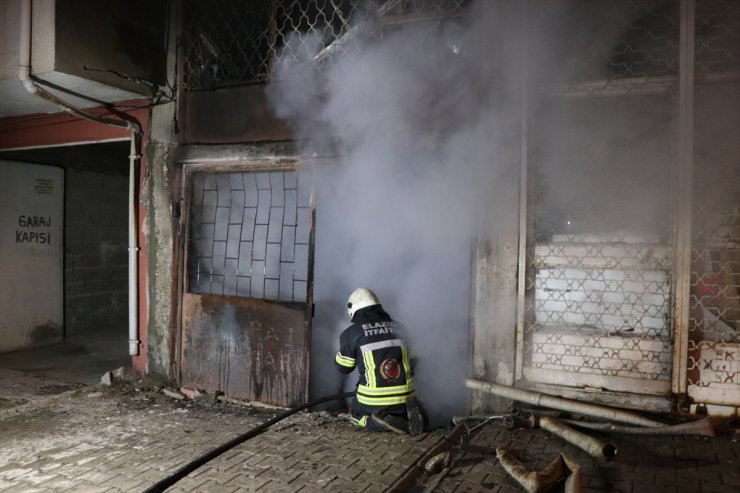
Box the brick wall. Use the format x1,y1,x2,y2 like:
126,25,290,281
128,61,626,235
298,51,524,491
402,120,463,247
64,170,128,335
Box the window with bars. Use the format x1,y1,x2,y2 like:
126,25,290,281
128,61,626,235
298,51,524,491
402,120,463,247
181,0,477,90
186,170,312,302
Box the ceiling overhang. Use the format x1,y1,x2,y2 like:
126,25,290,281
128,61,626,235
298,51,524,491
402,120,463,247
0,70,145,118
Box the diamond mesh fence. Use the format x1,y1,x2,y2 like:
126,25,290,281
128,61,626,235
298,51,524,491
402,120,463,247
181,0,475,90
522,0,739,402
686,0,740,405
521,1,681,395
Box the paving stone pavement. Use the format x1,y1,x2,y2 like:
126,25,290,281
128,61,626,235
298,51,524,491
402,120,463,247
0,369,442,493
1,368,738,493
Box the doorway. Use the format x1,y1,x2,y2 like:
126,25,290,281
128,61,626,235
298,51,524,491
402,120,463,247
179,165,314,407
0,142,132,384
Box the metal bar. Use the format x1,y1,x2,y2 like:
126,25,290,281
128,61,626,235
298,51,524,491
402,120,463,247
545,76,677,98
562,416,714,437
329,0,351,30
672,0,695,397
314,0,403,62
538,416,617,461
524,382,673,414
250,174,259,297
304,174,317,403
380,8,473,26
514,1,529,382
236,174,246,282
176,142,299,166
266,0,278,75
177,169,188,382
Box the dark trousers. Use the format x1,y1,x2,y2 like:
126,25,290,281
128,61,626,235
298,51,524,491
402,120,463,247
349,397,406,431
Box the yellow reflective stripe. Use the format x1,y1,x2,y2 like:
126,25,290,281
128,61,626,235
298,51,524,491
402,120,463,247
402,347,412,376
349,415,366,427
358,383,414,396
349,414,368,428
356,394,412,406
335,352,355,368
363,350,376,387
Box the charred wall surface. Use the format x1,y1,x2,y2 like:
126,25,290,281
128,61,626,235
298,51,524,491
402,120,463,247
140,0,740,416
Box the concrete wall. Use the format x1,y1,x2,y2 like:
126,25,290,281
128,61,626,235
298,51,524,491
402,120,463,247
140,139,177,378
0,0,55,79
64,169,128,335
54,0,167,92
140,1,182,376
0,160,63,352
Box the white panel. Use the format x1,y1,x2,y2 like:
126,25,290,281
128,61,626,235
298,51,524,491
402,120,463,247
688,343,740,406
0,161,63,352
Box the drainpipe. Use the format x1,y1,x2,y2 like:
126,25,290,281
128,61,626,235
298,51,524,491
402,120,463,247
127,135,140,356
19,0,141,356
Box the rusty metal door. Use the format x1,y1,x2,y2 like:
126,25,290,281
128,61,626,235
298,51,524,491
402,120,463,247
180,168,313,407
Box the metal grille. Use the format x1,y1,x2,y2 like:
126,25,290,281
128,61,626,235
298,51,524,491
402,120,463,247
535,0,681,98
520,2,680,395
181,0,475,90
686,0,740,405
521,0,740,404
695,0,740,75
187,170,312,302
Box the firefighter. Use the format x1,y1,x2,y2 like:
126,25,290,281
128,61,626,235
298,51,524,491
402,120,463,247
334,287,424,435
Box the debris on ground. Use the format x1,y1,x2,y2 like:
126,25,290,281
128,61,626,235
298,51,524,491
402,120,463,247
496,446,581,493
162,388,186,400
424,451,451,474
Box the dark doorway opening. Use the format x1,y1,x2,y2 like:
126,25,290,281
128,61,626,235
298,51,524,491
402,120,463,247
0,141,131,385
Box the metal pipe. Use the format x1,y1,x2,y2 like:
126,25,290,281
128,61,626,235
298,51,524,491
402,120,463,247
515,7,529,381
672,0,696,398
465,379,665,427
18,0,35,95
496,446,582,493
19,0,141,356
128,134,140,355
539,416,617,461
18,2,136,132
562,416,715,437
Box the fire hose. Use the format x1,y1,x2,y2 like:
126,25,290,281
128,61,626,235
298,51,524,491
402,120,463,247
142,391,354,493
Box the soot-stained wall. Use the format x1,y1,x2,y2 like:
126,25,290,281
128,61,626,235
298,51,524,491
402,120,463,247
55,0,168,94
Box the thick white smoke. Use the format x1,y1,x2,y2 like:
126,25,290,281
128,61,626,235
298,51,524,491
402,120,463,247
266,2,522,426
266,1,678,426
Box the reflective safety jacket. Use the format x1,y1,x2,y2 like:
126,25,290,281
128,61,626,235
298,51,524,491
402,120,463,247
334,305,415,408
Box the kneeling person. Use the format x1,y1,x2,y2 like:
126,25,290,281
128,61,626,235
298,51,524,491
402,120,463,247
334,288,424,435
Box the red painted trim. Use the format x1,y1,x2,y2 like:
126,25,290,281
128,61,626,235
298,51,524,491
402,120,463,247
0,99,151,375
0,100,150,149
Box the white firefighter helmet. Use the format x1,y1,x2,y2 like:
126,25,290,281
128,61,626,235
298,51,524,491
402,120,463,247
347,288,380,318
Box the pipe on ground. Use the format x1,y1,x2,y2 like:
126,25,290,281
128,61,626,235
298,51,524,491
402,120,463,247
563,416,715,437
496,447,582,493
538,416,617,461
465,379,665,428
